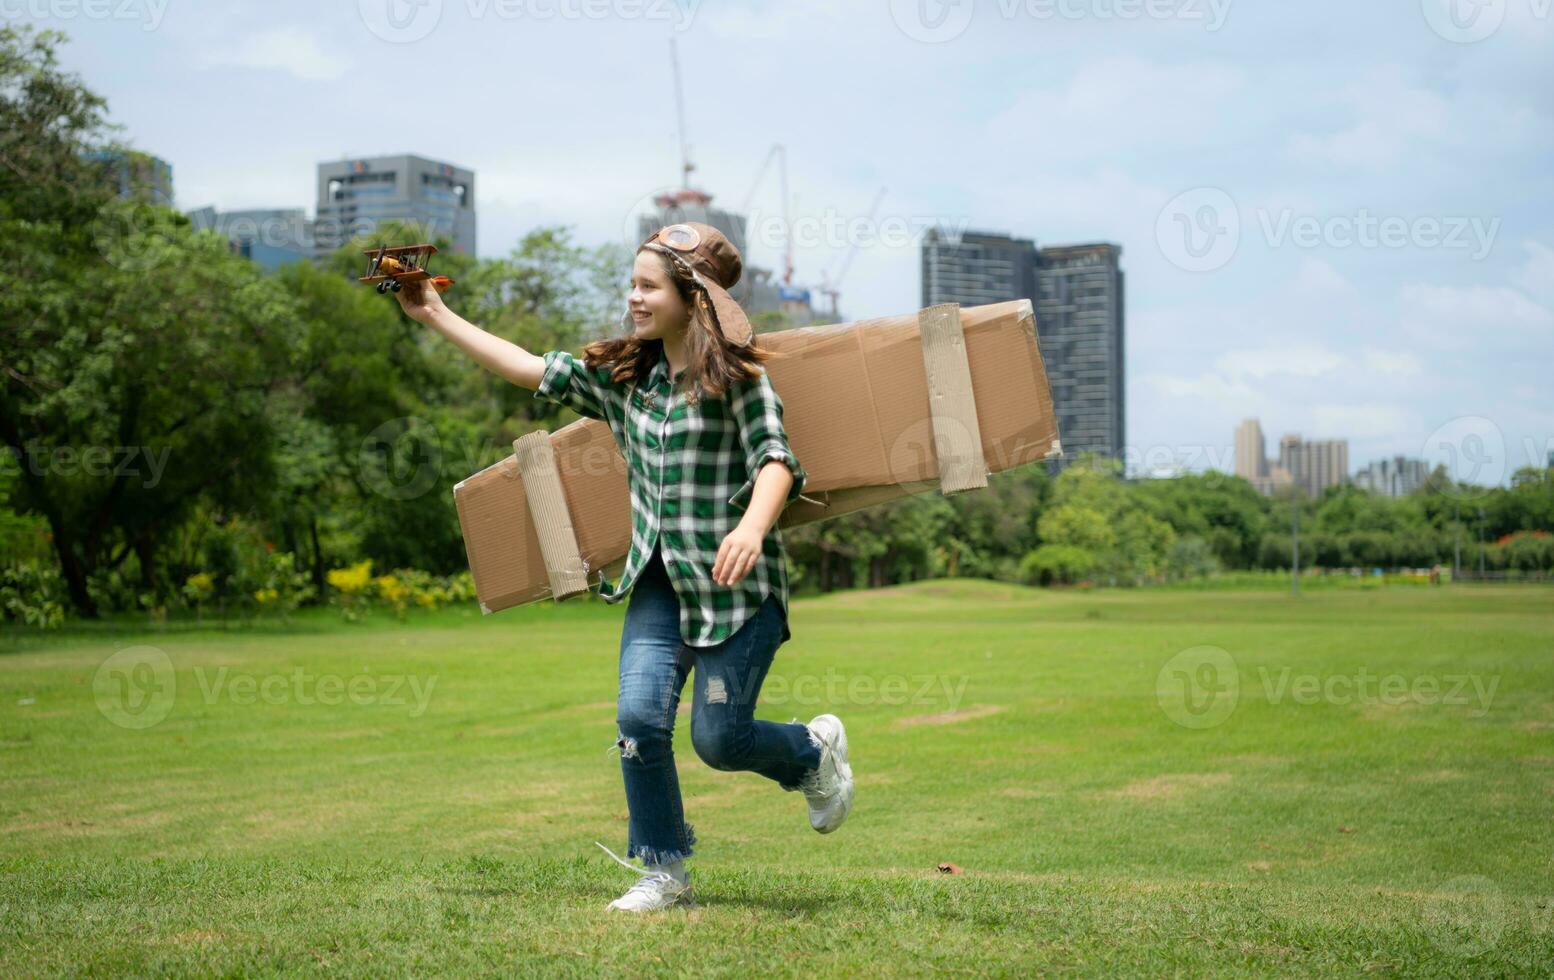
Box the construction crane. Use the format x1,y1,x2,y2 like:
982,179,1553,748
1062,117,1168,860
742,143,796,286
670,37,695,192
818,186,887,320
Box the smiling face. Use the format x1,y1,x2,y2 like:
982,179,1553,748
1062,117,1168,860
628,250,691,342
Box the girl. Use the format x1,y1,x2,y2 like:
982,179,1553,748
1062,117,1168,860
392,221,854,912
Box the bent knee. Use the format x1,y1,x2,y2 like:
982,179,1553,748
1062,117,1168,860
616,695,673,741
691,723,746,771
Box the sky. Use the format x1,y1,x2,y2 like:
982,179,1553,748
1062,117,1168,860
22,0,1554,484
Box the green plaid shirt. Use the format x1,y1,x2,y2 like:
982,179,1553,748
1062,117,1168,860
533,349,810,648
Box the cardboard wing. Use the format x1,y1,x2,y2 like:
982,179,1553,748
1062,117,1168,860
452,299,1061,614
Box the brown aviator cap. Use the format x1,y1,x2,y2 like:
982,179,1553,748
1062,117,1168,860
638,221,754,347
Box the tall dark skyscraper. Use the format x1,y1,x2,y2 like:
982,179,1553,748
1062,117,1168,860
922,229,1125,470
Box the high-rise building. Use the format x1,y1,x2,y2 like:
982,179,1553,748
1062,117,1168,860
1233,418,1293,494
187,206,313,272
922,229,1125,471
82,149,174,207
314,154,475,258
921,229,1039,309
1037,244,1125,468
1234,419,1269,480
1279,434,1349,497
1354,456,1429,497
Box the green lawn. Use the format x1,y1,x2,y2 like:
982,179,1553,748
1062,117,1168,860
2,583,1551,976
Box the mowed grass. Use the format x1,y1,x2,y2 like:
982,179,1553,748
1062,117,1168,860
1,583,1551,977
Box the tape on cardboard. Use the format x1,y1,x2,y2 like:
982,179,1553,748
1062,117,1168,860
916,303,989,494
511,431,591,600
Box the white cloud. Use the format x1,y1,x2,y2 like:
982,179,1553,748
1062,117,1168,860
1286,65,1450,171
1360,348,1422,377
1292,256,1350,294
201,28,348,82
1311,403,1416,440
1400,283,1554,350
700,0,848,40
1215,346,1343,380
1510,240,1554,302
1143,371,1253,402
984,56,1244,161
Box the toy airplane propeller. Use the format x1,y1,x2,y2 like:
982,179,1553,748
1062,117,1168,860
359,243,455,294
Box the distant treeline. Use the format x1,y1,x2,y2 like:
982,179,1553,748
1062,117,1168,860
3,25,1550,629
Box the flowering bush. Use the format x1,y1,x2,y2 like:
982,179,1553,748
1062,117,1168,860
327,559,374,621
323,560,475,621
252,552,315,621
1,561,67,630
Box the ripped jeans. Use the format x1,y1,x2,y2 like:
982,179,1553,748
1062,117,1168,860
612,539,822,866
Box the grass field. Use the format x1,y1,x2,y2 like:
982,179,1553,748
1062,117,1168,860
2,582,1551,976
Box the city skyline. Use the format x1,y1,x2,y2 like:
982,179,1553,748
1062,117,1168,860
35,1,1552,486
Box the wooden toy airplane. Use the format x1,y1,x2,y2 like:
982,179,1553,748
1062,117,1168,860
359,243,455,294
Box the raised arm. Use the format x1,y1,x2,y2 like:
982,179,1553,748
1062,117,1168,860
392,278,547,389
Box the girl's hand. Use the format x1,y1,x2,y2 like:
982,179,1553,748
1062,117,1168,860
392,277,449,325
713,524,764,587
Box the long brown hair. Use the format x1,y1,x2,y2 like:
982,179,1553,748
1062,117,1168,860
580,250,772,405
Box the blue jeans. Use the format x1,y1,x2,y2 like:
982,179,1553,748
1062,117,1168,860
613,539,822,866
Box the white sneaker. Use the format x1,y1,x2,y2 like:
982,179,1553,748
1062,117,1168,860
796,713,854,833
594,841,696,911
